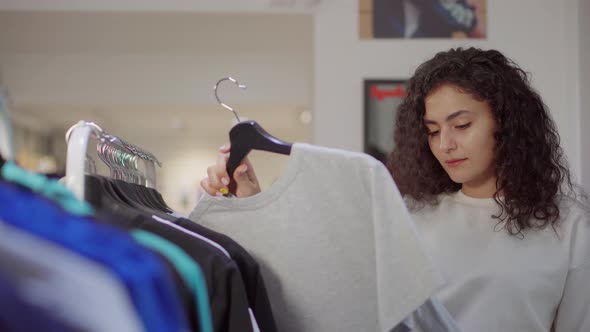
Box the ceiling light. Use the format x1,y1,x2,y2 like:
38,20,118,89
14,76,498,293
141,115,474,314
299,109,312,124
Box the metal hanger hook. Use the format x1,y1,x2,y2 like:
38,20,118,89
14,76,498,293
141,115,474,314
97,142,113,174
214,77,246,123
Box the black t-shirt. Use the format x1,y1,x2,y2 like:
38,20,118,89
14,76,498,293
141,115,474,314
175,218,277,332
131,215,253,332
92,205,252,332
93,210,197,331
85,178,253,332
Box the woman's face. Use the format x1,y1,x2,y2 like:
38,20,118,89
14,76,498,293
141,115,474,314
423,84,498,195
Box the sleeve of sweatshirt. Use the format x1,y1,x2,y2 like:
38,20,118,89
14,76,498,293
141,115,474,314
369,159,445,332
552,207,590,332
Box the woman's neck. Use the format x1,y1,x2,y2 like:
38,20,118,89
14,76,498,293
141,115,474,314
461,176,498,198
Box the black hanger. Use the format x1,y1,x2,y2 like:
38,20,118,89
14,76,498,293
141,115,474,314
213,77,292,194
226,120,292,194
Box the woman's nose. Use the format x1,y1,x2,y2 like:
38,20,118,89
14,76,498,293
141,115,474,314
439,129,457,152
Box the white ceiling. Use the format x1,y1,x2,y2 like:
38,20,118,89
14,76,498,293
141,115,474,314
0,11,312,54
0,10,313,140
0,0,320,13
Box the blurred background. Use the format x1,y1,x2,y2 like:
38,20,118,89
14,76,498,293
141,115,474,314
0,0,589,213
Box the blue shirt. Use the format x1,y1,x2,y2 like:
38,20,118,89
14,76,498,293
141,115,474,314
0,179,189,332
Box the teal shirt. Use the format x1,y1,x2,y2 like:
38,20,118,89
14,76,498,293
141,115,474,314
132,230,213,332
0,162,94,216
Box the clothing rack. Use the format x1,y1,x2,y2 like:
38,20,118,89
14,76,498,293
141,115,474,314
63,121,161,201
0,86,14,161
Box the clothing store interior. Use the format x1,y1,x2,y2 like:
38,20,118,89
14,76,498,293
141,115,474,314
1,1,589,331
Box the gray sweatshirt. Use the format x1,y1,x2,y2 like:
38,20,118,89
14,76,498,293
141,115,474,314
190,143,443,332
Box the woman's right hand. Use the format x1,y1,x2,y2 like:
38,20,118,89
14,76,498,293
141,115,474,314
200,144,261,198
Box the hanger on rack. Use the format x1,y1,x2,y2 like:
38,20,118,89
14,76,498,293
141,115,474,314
64,121,173,215
96,142,151,210
101,138,172,215
214,77,292,195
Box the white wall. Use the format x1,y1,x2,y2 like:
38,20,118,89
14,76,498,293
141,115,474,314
314,0,582,182
580,0,590,194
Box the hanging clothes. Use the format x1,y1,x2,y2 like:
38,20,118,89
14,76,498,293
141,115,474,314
89,202,254,332
0,122,273,332
80,139,262,331
0,222,144,332
189,143,444,332
0,168,190,332
0,117,454,332
174,218,277,332
81,167,252,332
0,270,81,332
131,230,213,332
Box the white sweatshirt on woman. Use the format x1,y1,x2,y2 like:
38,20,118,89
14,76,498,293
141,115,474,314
410,190,590,331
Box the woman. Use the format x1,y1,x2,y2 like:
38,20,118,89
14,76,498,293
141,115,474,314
200,47,590,331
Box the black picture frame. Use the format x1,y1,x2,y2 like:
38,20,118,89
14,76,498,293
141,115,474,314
363,79,408,164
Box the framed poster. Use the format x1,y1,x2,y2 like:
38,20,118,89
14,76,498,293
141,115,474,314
364,79,408,164
359,0,487,39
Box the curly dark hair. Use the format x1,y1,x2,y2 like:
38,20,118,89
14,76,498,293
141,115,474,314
387,47,574,236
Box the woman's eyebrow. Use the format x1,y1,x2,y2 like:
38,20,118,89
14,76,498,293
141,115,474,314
424,110,474,124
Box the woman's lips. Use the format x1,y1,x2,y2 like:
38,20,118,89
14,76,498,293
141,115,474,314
446,158,467,167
